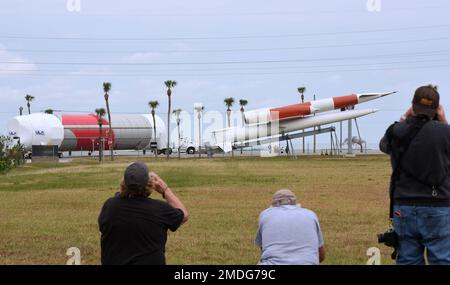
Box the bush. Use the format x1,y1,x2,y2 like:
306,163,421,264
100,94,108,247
0,135,25,173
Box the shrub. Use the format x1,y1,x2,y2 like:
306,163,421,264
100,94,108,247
0,136,25,173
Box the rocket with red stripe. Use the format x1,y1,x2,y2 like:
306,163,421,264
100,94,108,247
244,92,396,124
209,91,396,152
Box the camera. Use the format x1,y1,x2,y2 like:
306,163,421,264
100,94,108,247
377,228,398,248
378,228,399,260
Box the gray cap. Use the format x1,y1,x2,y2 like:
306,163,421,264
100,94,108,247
272,189,297,207
124,162,149,191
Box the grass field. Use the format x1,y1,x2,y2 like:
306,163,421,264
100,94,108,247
0,155,395,265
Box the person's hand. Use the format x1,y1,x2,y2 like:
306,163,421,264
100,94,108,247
150,172,169,196
436,104,448,124
400,106,415,122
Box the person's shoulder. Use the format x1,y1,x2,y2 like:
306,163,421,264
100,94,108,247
299,207,320,220
259,207,276,218
144,197,174,210
429,120,450,130
102,193,121,206
260,207,273,215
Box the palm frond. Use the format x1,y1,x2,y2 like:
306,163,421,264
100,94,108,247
297,87,306,94
103,82,112,93
95,108,106,118
148,100,159,109
224,97,235,107
239,99,248,107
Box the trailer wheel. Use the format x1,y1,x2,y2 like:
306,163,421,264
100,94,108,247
186,147,195,155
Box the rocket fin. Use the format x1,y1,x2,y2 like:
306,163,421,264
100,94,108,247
222,142,233,153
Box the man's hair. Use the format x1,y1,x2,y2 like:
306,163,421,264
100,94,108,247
119,178,153,198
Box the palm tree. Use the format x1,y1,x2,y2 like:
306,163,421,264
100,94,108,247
224,97,235,157
44,109,54,114
148,100,159,158
297,87,306,103
194,104,204,159
164,80,177,159
25,94,34,114
173,109,182,160
95,108,106,162
239,99,248,155
103,82,114,161
297,87,307,153
19,106,23,116
239,99,248,125
224,97,235,128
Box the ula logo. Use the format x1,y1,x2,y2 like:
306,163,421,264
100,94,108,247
35,130,45,136
9,131,17,136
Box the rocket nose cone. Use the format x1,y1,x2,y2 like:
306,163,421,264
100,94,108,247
380,91,397,97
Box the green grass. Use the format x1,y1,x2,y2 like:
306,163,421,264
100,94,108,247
0,155,395,265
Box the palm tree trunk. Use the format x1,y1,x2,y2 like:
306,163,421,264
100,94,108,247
177,123,181,160
152,113,157,158
241,110,245,155
27,103,31,115
167,95,171,159
99,124,103,163
198,114,202,159
227,110,234,158
105,99,114,161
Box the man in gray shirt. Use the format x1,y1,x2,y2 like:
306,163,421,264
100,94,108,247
255,189,325,265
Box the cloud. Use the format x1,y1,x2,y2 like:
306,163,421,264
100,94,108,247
0,44,37,74
123,52,162,63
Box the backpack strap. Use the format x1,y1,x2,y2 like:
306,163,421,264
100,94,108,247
389,119,430,219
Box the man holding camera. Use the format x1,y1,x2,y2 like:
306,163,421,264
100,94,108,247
98,162,189,265
380,85,450,265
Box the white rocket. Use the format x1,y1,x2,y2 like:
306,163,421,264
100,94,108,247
208,92,396,152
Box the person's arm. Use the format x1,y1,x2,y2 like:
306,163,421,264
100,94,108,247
437,104,448,125
319,246,326,263
380,123,396,155
152,173,189,223
400,106,414,122
314,216,326,264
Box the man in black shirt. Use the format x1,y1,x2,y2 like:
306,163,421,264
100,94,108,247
98,162,189,265
380,85,450,265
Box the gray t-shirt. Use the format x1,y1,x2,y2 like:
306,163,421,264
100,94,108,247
255,205,324,265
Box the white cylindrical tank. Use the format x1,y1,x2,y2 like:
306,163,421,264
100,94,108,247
7,114,64,150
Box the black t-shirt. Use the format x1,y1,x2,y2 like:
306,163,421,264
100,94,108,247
98,193,184,265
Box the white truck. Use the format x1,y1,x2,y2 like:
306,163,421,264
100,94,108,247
172,137,198,155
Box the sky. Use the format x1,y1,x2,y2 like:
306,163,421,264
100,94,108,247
0,0,449,149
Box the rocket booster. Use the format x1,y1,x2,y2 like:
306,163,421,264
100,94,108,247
244,91,396,124
211,108,379,152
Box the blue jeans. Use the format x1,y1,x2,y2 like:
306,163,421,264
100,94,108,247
393,205,450,265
